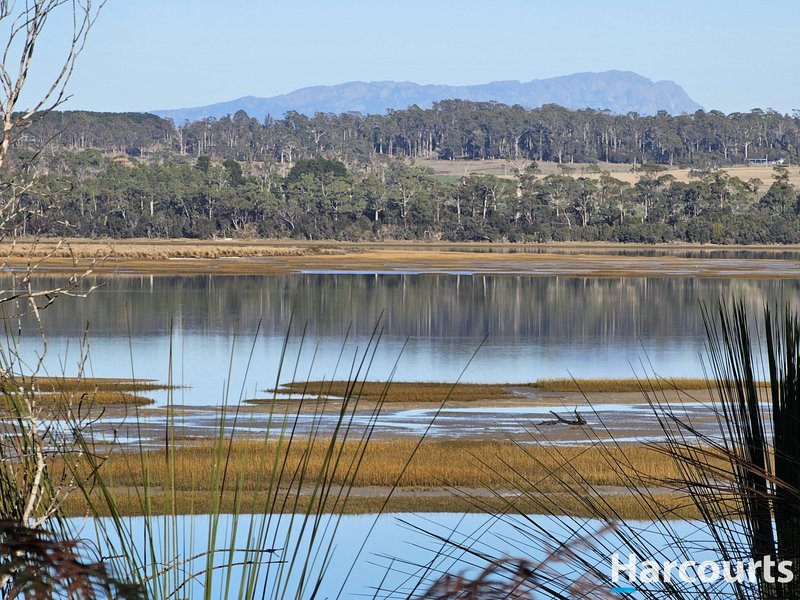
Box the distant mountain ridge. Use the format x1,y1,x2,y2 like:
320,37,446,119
151,71,702,123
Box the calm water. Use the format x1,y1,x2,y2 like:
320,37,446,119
7,274,799,406
76,512,726,599
14,273,769,597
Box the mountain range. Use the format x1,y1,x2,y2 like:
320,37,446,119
151,70,702,123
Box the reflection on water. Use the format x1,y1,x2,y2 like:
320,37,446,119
6,274,798,406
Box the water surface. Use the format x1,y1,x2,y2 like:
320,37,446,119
76,511,726,598
8,273,797,406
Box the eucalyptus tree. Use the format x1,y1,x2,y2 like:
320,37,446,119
760,167,797,215
633,173,675,223
573,177,599,227
539,174,578,228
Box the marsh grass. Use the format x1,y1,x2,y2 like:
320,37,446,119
0,240,354,260
10,241,800,279
0,376,169,393
262,382,523,403
265,377,742,403
50,439,706,524
28,390,153,406
416,301,800,599
530,377,769,393
58,318,476,599
0,376,167,406
78,439,683,492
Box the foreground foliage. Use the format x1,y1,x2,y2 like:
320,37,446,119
418,302,800,599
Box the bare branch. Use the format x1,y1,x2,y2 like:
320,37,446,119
0,0,106,170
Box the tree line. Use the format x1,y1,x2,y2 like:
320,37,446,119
8,147,800,243
16,102,800,167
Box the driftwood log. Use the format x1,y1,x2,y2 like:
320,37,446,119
538,410,587,427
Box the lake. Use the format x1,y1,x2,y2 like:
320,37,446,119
8,273,799,406
5,266,781,598
76,511,735,599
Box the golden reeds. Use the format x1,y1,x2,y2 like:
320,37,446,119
261,381,520,403
62,439,713,519
5,240,800,278
0,376,168,406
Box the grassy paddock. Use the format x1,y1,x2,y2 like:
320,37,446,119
417,159,800,187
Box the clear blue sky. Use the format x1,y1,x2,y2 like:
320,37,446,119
27,0,800,114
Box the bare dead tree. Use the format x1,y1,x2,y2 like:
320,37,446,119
0,0,105,169
0,0,107,347
0,1,115,594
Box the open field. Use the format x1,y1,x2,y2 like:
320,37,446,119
60,438,702,519
418,158,800,186
5,239,800,278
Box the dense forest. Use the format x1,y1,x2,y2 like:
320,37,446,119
18,102,800,165
5,103,800,243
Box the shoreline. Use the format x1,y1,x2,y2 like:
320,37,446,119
4,239,800,278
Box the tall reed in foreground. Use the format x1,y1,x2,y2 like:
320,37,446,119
416,301,800,599
64,316,486,598
64,319,413,599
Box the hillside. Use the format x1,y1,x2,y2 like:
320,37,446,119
151,71,702,122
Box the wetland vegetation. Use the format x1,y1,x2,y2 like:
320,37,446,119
5,0,800,597
0,376,169,407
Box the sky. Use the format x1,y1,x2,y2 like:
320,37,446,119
20,0,800,115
